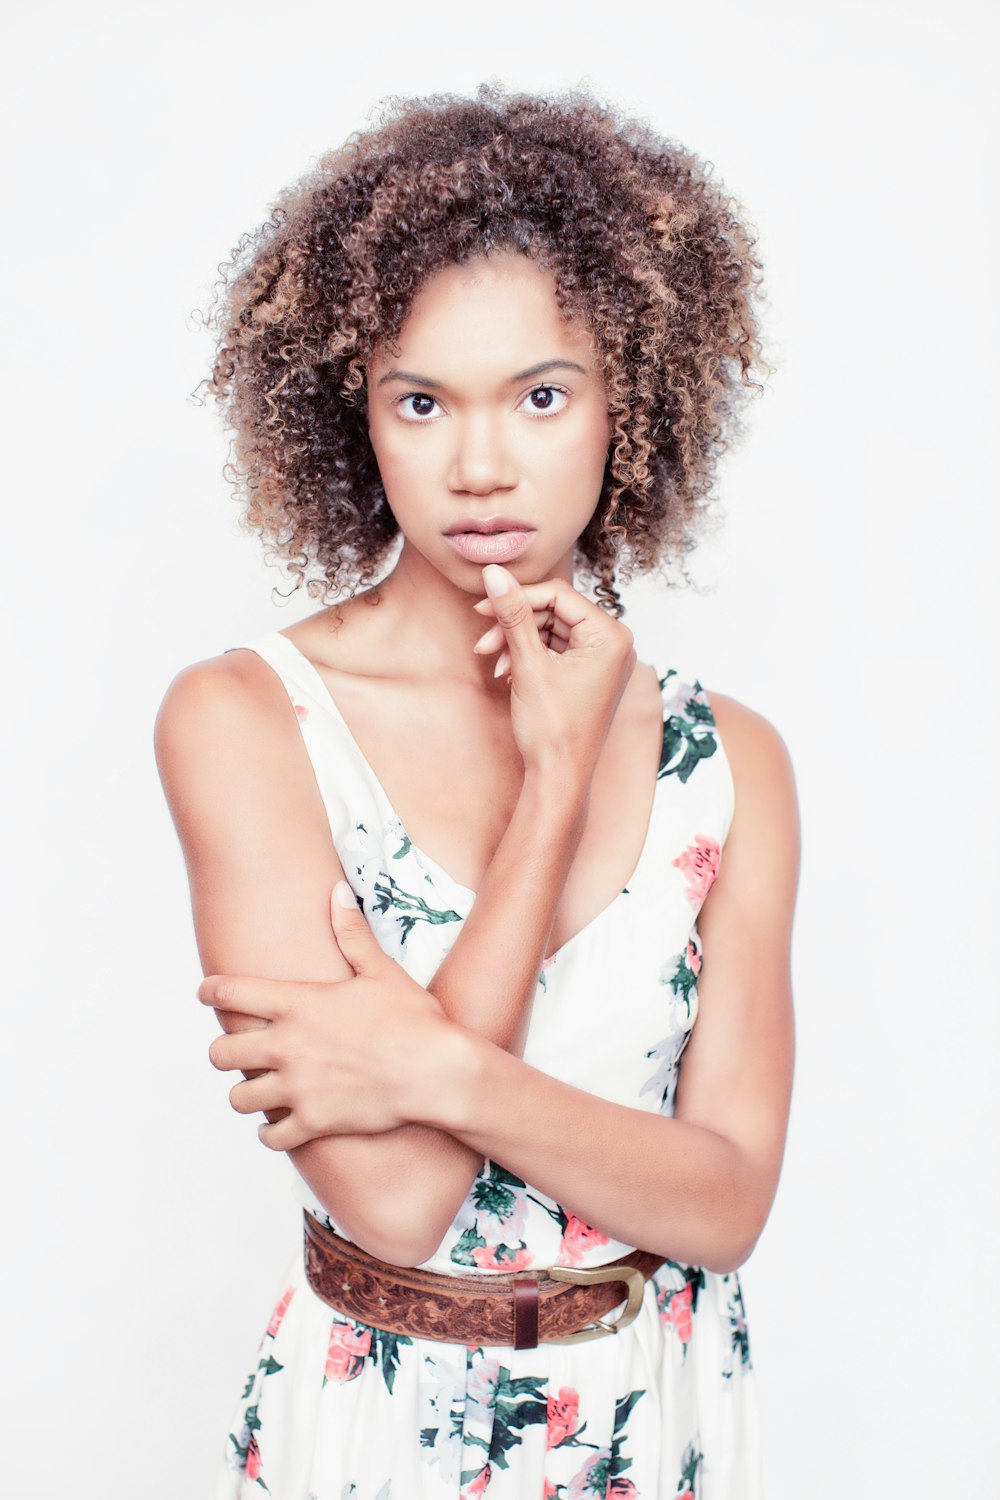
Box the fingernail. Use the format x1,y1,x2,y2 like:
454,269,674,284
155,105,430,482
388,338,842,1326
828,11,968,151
483,565,511,596
334,881,357,908
473,627,499,653
494,650,511,678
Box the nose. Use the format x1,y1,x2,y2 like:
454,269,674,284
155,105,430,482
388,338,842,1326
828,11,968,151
447,410,517,496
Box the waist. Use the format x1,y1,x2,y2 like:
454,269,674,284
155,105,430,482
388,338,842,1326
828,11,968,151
302,1209,667,1351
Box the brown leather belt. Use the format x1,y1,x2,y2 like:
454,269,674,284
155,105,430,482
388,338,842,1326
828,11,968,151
303,1210,666,1351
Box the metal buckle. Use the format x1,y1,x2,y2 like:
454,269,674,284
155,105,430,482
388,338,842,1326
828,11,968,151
542,1262,647,1345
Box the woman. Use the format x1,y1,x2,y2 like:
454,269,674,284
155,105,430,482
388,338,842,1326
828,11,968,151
155,83,798,1500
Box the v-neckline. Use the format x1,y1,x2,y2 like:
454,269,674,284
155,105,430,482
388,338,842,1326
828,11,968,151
267,629,669,964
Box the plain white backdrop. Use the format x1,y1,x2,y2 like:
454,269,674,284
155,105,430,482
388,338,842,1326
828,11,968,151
3,0,997,1494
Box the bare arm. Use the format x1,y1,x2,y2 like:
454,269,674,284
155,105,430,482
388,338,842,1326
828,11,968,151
413,697,799,1273
154,573,632,1266
202,689,798,1271
154,650,586,1265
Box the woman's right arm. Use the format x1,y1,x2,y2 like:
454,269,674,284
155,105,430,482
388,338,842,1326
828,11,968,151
154,649,588,1267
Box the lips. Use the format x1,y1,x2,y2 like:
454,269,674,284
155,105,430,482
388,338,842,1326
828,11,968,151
443,515,537,565
444,516,535,536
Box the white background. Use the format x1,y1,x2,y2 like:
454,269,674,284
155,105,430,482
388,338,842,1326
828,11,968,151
3,0,997,1494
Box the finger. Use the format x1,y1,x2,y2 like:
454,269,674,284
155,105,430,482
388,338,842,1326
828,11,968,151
198,975,292,1020
330,882,387,978
208,1029,276,1073
474,576,601,629
229,1074,285,1116
474,612,569,656
472,622,505,653
258,1115,314,1153
481,565,546,671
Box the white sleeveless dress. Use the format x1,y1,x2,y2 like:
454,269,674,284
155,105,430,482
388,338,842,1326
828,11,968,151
212,629,761,1500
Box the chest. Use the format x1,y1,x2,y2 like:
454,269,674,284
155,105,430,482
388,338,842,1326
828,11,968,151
313,665,664,955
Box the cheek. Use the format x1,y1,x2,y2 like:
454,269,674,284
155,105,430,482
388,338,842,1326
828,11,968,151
532,417,610,488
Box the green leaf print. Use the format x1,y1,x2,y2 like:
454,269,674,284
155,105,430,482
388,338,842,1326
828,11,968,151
472,1176,518,1220
482,1368,550,1471
658,673,719,784
450,1224,488,1266
678,1439,704,1492
721,1273,753,1377
612,1389,645,1435
665,945,700,1017
368,873,463,944
369,1326,412,1395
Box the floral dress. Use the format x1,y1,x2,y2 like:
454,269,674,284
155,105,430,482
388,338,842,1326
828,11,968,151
213,630,760,1500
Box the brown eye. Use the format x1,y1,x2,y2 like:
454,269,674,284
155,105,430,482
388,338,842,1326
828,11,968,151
398,393,439,421
522,385,569,417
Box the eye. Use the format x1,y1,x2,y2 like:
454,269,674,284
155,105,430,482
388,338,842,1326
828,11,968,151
520,384,569,418
395,392,441,422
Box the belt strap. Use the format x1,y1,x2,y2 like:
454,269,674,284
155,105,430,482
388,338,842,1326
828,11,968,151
303,1210,665,1350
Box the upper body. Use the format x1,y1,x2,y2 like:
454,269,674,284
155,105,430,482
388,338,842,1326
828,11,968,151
154,87,798,1275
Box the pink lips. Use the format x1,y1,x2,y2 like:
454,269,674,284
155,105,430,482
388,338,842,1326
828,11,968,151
444,518,536,565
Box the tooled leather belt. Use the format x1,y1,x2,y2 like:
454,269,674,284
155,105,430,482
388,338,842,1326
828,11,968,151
303,1210,666,1351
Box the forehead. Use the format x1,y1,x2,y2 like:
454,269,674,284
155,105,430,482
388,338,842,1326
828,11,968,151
372,252,596,374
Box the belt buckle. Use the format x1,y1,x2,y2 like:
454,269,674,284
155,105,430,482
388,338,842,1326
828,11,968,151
543,1262,646,1345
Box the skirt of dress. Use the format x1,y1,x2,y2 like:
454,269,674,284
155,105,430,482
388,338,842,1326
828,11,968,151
212,1246,760,1500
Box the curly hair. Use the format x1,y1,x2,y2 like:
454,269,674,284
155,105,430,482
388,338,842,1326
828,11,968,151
202,82,765,617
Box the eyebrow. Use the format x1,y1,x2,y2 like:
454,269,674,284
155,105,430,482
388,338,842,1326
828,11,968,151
375,359,589,390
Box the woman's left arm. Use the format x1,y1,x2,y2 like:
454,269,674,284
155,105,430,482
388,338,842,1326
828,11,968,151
421,696,799,1273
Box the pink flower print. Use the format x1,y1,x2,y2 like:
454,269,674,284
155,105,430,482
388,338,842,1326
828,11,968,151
686,940,702,977
660,1281,694,1345
556,1212,610,1267
543,1483,558,1500
245,1434,262,1481
266,1286,294,1338
466,1357,502,1413
608,1482,638,1498
291,699,309,721
461,1463,492,1499
470,1244,534,1271
323,1319,371,1384
546,1386,581,1448
540,953,557,970
673,836,720,907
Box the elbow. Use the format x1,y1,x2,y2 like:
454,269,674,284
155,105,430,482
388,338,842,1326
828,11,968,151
325,1197,452,1272
698,1175,770,1275
699,1228,760,1277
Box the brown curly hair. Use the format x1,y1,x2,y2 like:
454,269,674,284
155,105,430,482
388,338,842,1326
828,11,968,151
202,82,765,617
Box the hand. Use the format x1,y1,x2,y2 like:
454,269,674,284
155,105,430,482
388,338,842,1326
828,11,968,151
471,564,638,787
200,883,454,1150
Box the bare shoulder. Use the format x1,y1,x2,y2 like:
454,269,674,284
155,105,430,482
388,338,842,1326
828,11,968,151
706,690,796,796
704,691,800,881
153,647,290,771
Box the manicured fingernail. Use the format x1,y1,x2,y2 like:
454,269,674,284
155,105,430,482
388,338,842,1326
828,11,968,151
494,650,511,678
483,565,511,596
335,881,357,908
473,626,500,653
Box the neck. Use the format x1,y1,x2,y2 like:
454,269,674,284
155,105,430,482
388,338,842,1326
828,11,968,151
366,537,575,689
